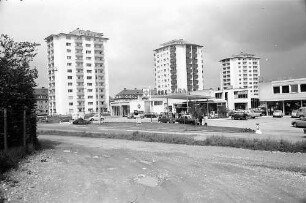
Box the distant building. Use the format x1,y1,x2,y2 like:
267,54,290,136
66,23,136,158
219,52,260,95
34,87,48,115
259,78,306,115
153,39,204,94
218,52,260,109
45,28,109,117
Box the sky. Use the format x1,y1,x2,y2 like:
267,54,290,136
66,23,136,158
0,0,305,97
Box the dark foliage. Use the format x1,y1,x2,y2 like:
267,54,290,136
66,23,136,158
0,34,40,149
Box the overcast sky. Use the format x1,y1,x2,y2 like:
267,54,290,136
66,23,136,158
1,0,305,96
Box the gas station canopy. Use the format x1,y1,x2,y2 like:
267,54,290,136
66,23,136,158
151,93,213,101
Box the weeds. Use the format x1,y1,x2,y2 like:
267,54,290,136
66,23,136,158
38,130,306,153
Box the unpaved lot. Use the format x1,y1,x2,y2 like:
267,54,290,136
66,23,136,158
1,135,306,203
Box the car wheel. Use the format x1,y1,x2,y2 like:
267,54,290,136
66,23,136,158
293,123,297,127
300,115,305,119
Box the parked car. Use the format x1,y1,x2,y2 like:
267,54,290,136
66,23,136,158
72,118,91,125
176,114,198,125
273,110,283,118
296,107,306,118
231,111,248,120
158,115,175,123
291,118,306,128
144,112,157,118
127,111,145,119
291,110,299,118
245,110,261,119
87,115,105,122
60,118,71,124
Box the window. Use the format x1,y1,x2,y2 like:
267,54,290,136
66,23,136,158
86,44,91,47
301,84,306,92
86,57,91,60
273,86,280,94
67,56,71,59
234,90,248,99
88,102,93,105
86,63,91,67
87,70,92,73
67,63,72,66
66,43,71,46
67,69,72,73
154,101,163,105
88,96,93,99
68,82,72,86
68,89,73,92
67,49,71,53
87,89,93,92
87,76,92,79
291,84,298,93
67,76,72,79
282,85,289,93
86,50,91,54
87,83,92,86
215,93,222,99
69,102,73,106
69,96,73,100
85,37,91,41
66,36,71,40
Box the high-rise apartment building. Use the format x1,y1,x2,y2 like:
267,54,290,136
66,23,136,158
45,28,109,117
153,39,204,94
219,52,260,96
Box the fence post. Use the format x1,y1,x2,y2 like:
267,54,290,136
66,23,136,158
23,109,26,147
4,108,8,152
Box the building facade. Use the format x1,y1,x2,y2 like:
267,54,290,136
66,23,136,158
219,52,260,96
259,78,306,115
153,39,204,94
34,87,48,115
110,88,169,116
45,28,109,117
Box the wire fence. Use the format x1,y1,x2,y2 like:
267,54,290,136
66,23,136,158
0,108,37,151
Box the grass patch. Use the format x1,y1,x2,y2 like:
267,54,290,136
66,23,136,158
38,130,306,153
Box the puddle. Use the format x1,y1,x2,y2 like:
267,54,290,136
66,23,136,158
63,150,71,153
92,155,99,159
136,175,158,187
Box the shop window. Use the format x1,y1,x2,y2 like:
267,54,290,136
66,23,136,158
282,85,289,93
273,86,280,94
301,84,306,92
291,84,298,93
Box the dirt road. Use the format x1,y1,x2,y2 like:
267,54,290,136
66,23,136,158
2,135,306,203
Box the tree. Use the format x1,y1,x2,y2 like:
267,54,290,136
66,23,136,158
0,34,40,148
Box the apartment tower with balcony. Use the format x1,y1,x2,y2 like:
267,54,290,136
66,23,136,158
219,52,260,95
45,28,109,117
153,39,204,94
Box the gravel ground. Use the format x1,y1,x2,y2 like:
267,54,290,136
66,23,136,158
1,135,306,203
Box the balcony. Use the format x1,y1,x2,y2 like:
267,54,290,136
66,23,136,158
171,75,177,79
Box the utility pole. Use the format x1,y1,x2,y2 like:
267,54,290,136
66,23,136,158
98,85,101,125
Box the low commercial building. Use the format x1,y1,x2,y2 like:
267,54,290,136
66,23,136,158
259,78,306,115
214,88,260,111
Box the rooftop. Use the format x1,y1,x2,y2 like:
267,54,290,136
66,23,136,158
45,28,108,41
219,52,260,62
154,39,203,51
